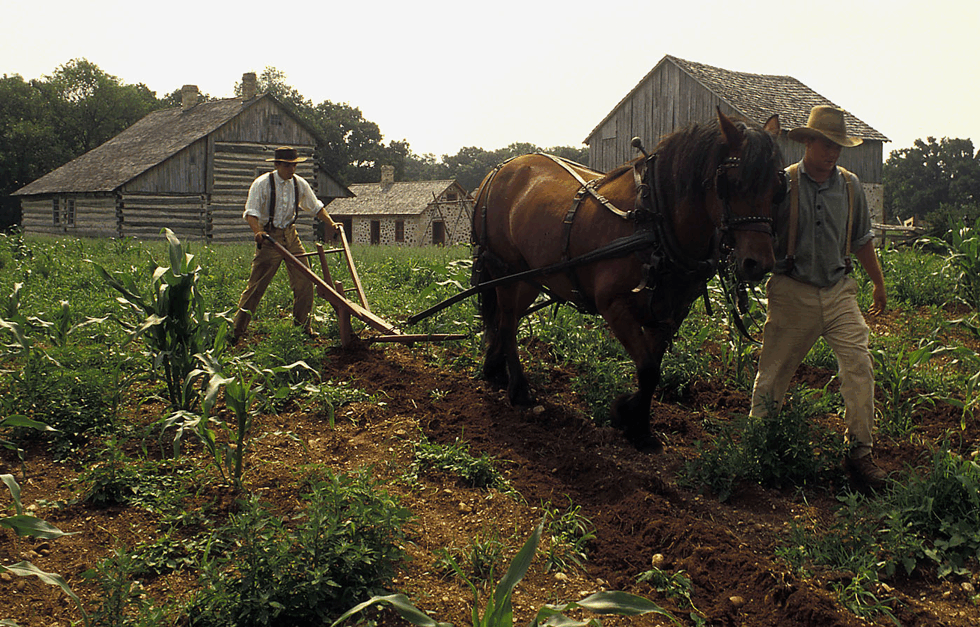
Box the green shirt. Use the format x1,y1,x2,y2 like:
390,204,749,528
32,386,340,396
772,160,874,288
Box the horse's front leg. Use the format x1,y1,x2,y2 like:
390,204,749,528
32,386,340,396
602,303,671,453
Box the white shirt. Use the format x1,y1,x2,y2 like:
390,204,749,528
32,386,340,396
242,171,324,229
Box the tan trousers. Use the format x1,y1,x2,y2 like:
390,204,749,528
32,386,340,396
232,226,314,338
750,274,875,450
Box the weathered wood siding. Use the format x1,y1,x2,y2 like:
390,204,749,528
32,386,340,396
21,195,117,238
587,61,886,221
119,193,207,241
211,98,313,146
588,61,884,185
207,141,318,244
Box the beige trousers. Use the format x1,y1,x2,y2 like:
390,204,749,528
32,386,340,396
750,274,875,449
232,225,314,338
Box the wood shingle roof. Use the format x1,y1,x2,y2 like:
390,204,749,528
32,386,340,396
16,95,273,196
328,180,468,216
587,55,889,143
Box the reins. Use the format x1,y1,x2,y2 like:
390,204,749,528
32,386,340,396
412,139,776,345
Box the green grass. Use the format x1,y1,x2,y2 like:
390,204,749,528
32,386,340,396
4,231,980,626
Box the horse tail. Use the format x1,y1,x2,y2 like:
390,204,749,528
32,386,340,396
472,245,497,334
471,181,494,334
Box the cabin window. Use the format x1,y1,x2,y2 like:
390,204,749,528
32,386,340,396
269,114,283,126
394,220,404,242
445,192,457,202
432,220,446,246
52,199,60,225
370,220,381,245
65,198,76,227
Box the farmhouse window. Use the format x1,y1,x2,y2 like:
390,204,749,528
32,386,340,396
395,220,404,242
52,199,60,226
65,198,76,227
370,220,381,245
269,114,283,126
445,192,458,202
432,220,446,246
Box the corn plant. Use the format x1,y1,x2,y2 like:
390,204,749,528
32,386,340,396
330,521,677,627
871,340,946,435
933,218,980,310
1,474,89,626
90,228,230,411
163,352,317,489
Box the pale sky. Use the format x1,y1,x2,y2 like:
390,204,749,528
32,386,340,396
3,0,978,161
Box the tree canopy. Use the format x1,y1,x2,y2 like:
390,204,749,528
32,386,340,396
0,60,588,228
883,136,980,235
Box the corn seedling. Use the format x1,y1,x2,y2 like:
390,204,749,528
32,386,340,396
330,521,678,627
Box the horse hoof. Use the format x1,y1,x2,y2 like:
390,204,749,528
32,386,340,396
509,391,536,408
610,394,631,430
631,433,664,454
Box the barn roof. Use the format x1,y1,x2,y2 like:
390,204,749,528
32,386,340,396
14,94,321,196
327,180,469,216
586,55,889,143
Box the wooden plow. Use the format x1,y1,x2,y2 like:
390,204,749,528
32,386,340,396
261,230,466,347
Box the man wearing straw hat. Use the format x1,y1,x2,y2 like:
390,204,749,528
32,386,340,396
750,106,888,490
231,146,342,344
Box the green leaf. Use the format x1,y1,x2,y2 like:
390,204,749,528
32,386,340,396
0,561,88,626
1,474,23,514
0,415,57,432
486,521,543,626
574,591,674,616
329,593,452,627
0,514,71,539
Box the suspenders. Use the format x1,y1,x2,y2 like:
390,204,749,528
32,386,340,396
265,172,300,232
785,163,856,274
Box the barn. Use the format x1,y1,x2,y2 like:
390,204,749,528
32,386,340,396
585,55,890,221
13,74,352,243
326,166,473,246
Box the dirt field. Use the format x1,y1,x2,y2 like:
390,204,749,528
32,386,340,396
3,311,979,626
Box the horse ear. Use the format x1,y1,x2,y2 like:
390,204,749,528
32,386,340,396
763,114,781,137
716,106,744,148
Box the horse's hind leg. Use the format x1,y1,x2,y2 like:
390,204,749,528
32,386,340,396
492,283,538,406
482,315,509,389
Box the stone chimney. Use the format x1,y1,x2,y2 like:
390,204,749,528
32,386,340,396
242,72,257,100
181,84,199,111
380,165,395,188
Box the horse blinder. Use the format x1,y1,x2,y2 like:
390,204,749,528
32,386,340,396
713,157,774,237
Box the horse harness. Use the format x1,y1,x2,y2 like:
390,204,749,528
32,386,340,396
474,147,776,335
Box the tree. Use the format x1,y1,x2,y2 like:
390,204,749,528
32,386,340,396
0,74,65,196
41,59,161,155
883,137,980,232
439,143,589,192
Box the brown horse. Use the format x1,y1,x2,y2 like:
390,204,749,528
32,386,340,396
471,109,782,452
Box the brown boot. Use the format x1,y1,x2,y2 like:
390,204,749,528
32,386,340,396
845,453,887,491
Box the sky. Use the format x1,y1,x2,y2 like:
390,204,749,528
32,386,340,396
3,0,978,161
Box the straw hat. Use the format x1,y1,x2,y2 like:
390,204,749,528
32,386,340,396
787,106,863,148
266,146,308,163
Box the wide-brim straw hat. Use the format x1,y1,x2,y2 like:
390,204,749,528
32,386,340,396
787,106,863,148
266,146,308,163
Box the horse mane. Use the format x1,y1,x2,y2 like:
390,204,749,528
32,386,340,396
595,159,642,186
652,116,783,201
